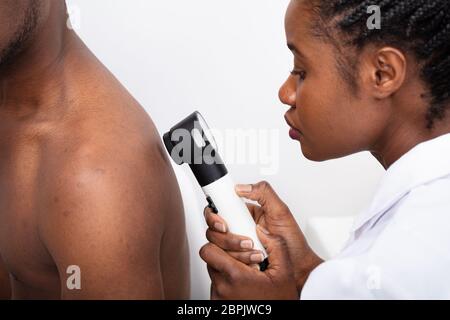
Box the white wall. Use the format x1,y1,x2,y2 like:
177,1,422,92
66,0,385,299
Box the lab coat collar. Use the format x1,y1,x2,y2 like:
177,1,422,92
351,133,450,233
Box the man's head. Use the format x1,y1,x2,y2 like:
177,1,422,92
280,0,450,162
0,0,49,68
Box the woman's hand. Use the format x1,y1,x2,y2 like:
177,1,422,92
203,181,323,292
200,224,299,300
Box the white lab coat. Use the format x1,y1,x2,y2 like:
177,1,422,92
301,133,450,300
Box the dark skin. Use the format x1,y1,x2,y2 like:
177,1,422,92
0,0,189,299
0,255,10,299
200,0,450,300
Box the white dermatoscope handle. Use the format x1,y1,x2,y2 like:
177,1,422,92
202,174,268,258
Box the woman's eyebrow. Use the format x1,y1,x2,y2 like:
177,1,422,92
287,42,308,60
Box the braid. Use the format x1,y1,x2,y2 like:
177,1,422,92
332,0,364,14
420,17,450,57
340,0,395,29
382,0,424,22
414,9,446,38
340,0,376,28
355,0,424,46
314,0,450,128
407,1,446,36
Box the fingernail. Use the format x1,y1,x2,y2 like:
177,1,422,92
240,239,254,249
214,222,226,233
235,184,252,193
257,225,270,235
250,253,265,263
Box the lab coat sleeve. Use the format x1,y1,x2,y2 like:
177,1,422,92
300,258,379,300
301,179,450,300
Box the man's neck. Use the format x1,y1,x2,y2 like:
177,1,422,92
0,1,73,119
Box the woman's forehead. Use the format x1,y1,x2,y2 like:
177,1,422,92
285,0,316,37
285,1,319,50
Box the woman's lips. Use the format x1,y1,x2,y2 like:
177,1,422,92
289,128,302,140
284,115,302,141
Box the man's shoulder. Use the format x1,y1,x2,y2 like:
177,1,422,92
43,98,180,225
66,59,164,164
55,75,171,186
39,118,179,257
53,121,168,193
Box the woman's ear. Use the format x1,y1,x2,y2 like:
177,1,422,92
362,47,407,99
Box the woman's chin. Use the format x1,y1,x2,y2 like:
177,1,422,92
300,144,331,162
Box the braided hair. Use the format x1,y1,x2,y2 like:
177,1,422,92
311,0,450,129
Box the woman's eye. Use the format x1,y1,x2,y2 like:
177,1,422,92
290,69,306,80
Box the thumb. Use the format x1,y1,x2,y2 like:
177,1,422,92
256,225,290,270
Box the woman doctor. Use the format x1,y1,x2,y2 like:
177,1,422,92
200,0,450,299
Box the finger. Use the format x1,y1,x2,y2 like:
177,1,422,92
200,243,245,275
245,203,264,223
210,283,217,300
208,266,223,300
204,206,227,233
206,229,255,252
210,283,220,300
236,181,288,213
228,250,266,265
207,265,220,281
256,225,291,270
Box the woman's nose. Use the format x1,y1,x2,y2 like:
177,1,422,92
278,76,297,108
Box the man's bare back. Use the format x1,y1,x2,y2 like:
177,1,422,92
0,0,189,299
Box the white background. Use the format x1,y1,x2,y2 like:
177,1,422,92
66,0,385,299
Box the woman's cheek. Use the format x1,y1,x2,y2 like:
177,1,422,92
299,88,328,133
303,96,353,158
